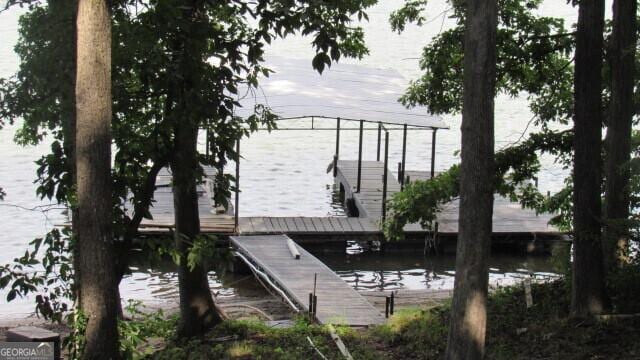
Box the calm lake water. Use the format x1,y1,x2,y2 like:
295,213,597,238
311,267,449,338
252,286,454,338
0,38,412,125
0,1,603,319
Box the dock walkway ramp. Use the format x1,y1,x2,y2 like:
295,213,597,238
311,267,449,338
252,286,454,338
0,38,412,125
230,234,385,326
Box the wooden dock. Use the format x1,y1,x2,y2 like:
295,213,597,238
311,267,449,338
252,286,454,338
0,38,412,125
135,162,564,245
138,167,237,234
230,234,385,326
335,160,561,235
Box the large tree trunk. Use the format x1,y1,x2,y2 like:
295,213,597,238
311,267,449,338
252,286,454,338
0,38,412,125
170,122,221,337
444,0,497,358
603,0,637,270
571,0,608,317
75,0,120,358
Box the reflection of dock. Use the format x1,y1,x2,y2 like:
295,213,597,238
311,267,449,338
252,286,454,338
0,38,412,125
230,234,385,326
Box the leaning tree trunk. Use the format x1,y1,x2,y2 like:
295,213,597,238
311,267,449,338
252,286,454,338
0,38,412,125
444,0,497,359
603,0,637,271
170,120,221,337
572,0,608,317
75,0,120,358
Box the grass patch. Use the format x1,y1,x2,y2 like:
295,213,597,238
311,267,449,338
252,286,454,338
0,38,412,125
149,278,640,359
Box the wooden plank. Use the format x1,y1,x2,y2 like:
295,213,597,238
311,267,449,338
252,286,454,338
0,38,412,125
311,217,328,232
320,217,335,232
250,217,267,233
238,217,253,234
302,217,317,232
349,218,365,232
285,217,298,233
293,217,307,233
329,217,345,232
277,217,290,232
267,217,281,233
261,217,274,233
338,217,355,232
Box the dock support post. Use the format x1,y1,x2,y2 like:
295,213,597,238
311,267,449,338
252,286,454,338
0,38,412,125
401,124,407,190
430,129,437,179
357,120,364,193
385,296,390,318
333,117,341,177
390,291,395,315
376,122,382,161
382,131,389,222
235,138,240,232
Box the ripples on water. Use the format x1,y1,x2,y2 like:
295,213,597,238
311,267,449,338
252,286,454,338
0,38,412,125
314,244,559,292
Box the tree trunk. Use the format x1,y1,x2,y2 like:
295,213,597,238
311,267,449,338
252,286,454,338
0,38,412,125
48,0,80,301
167,0,221,338
603,0,637,270
75,0,120,358
444,0,497,359
170,122,221,337
572,0,607,318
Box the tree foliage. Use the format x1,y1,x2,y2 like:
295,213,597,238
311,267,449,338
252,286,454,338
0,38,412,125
0,0,377,335
384,0,640,240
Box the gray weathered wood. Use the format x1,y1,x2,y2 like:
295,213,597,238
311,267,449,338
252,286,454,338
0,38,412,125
336,160,561,235
230,235,385,326
138,164,564,239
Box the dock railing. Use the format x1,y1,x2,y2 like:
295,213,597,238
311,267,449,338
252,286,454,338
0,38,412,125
206,116,441,231
326,118,436,221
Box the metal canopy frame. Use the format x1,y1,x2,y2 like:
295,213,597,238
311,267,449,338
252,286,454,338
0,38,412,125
223,114,445,231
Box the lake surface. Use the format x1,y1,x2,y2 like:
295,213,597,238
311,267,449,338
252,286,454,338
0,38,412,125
0,0,596,319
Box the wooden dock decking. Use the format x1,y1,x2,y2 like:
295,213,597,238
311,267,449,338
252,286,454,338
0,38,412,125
335,160,561,235
230,234,385,326
237,216,378,235
138,167,237,234
136,161,562,238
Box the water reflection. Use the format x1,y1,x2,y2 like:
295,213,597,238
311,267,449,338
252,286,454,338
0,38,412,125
311,244,559,292
119,258,270,306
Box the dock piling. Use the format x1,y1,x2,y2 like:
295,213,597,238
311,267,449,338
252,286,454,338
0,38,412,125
334,117,341,177
235,138,240,231
390,291,395,315
401,124,407,189
430,129,437,178
385,297,390,318
382,131,389,222
376,122,382,161
357,120,364,193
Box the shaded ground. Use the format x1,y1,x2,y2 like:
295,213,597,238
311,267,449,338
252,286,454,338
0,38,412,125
3,276,640,359
150,280,640,359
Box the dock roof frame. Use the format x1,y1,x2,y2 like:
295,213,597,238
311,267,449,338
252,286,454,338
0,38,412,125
222,114,443,231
